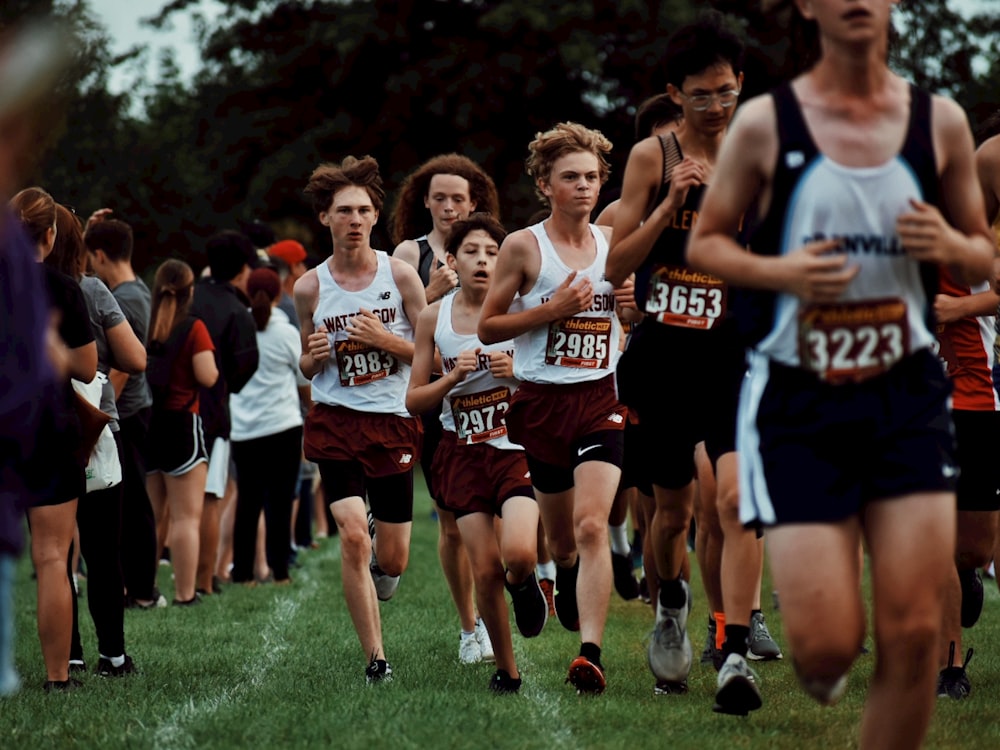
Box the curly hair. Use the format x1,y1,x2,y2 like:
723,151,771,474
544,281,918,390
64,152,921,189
304,155,385,216
389,153,500,245
444,212,507,256
525,122,613,206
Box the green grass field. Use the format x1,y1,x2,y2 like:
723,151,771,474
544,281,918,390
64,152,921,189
3,474,999,750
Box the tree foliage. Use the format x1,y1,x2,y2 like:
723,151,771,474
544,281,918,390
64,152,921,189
8,0,1000,275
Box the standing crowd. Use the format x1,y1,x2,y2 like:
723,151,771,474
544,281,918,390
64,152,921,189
3,4,1000,748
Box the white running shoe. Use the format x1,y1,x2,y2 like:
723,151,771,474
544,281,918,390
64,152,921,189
647,578,692,684
713,653,763,715
475,617,495,663
459,631,482,665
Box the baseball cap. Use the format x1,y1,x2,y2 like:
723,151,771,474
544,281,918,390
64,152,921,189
268,239,307,267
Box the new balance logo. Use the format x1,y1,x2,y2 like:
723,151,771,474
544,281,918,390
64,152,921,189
607,413,624,424
399,453,413,465
379,291,391,300
785,151,805,169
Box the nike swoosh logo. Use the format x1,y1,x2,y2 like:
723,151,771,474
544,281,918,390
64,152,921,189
577,444,600,457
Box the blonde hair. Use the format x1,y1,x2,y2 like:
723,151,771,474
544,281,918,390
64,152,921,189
525,122,612,206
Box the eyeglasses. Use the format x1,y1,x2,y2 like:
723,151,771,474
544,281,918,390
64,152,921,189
679,88,740,112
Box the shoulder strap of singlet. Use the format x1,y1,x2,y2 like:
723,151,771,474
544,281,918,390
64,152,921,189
657,132,683,185
416,237,434,287
900,85,938,204
771,82,820,162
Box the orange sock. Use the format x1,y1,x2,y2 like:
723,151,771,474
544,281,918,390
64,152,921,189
714,611,726,651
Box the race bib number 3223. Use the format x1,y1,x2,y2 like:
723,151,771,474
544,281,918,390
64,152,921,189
798,298,909,384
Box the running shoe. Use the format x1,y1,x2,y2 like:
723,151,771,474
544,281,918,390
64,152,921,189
647,579,692,684
612,550,640,601
747,611,782,661
566,655,606,695
459,631,482,664
489,669,522,694
713,653,763,715
475,618,495,663
43,678,82,693
506,572,548,638
125,588,167,610
936,642,973,700
365,657,393,684
96,655,137,678
68,659,86,673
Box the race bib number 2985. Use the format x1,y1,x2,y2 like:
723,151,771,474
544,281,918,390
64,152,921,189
545,316,611,369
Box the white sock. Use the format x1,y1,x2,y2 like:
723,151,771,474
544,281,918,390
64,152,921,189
460,630,476,639
536,560,556,581
100,654,126,668
609,521,631,555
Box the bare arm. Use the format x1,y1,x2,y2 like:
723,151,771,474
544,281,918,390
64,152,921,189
478,230,594,344
607,137,706,286
899,96,997,286
976,134,1000,227
687,97,856,302
105,318,146,374
192,349,219,388
68,340,98,383
294,269,326,380
934,288,1000,324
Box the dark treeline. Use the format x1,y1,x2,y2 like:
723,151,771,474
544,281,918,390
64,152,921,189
5,0,1000,277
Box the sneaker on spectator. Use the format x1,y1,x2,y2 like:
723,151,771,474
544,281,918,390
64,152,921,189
96,654,137,678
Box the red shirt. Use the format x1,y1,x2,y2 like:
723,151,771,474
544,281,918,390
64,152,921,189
163,318,215,413
935,268,999,411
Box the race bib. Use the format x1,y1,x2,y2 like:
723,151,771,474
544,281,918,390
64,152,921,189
545,316,611,369
798,298,909,384
450,386,510,445
645,265,726,329
334,339,398,386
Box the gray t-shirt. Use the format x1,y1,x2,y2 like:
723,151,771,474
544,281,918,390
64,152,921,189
81,275,126,428
111,277,153,418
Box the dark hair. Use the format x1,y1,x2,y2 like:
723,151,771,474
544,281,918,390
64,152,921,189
444,212,508,256
46,203,86,279
238,220,277,249
149,259,195,344
304,155,385,215
9,186,56,247
977,110,1000,145
389,153,501,245
246,267,281,332
206,229,255,283
634,94,683,141
662,10,745,89
84,218,133,263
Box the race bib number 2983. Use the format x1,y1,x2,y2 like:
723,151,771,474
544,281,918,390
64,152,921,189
335,339,398,386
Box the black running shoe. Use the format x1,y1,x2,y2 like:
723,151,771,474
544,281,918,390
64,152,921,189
713,653,763,715
96,654,137,678
506,572,548,638
68,659,86,673
638,576,651,604
172,594,202,607
700,617,721,666
936,642,973,700
554,560,580,632
959,568,984,629
489,669,522,694
611,550,640,601
365,657,393,685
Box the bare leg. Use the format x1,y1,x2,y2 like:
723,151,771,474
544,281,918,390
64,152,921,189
214,476,238,582
330,496,383,660
437,507,476,633
29,501,78,682
165,465,207,602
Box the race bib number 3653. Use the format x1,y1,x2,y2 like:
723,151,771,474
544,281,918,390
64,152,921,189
798,298,909,384
645,265,726,329
545,316,611,369
450,387,510,444
335,339,398,386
